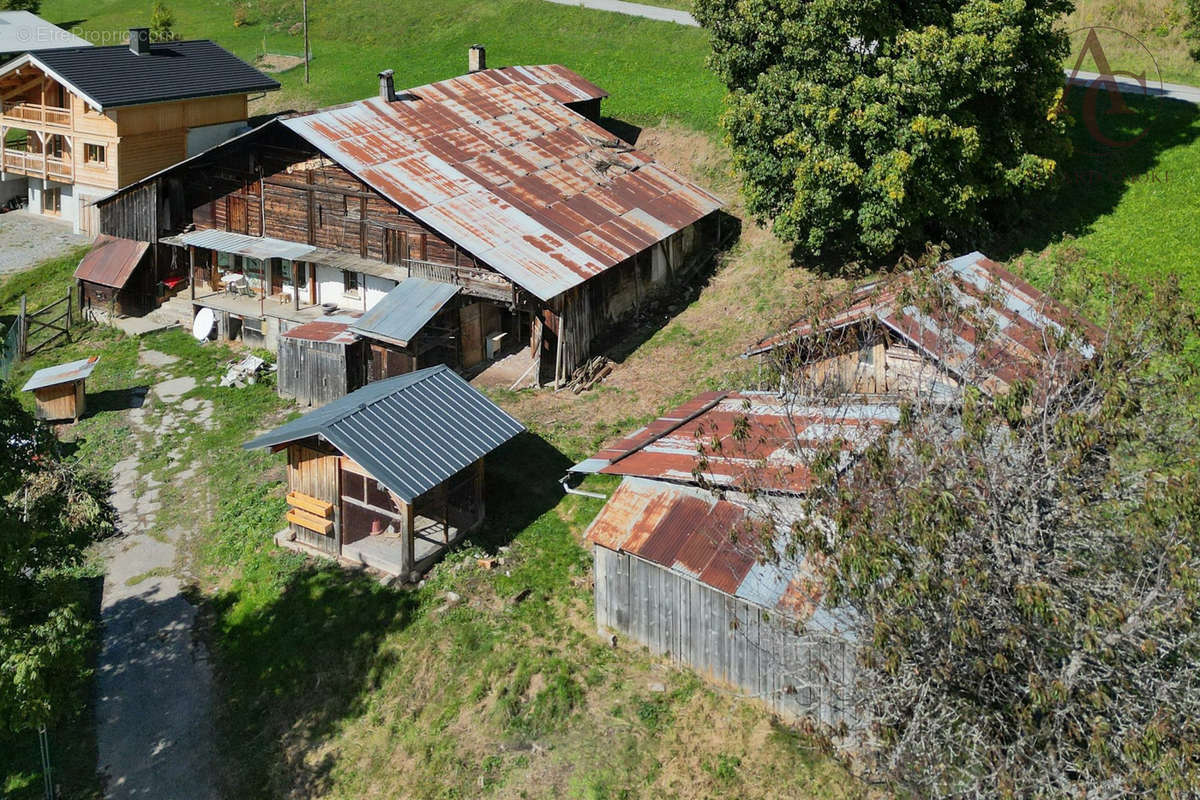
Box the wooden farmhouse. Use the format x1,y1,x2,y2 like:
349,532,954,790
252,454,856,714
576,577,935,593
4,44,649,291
21,355,98,422
94,49,724,391
572,390,900,726
244,365,524,578
0,27,278,235
744,252,1102,399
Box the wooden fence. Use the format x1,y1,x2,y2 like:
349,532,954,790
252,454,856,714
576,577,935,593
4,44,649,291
594,546,858,729
16,290,74,359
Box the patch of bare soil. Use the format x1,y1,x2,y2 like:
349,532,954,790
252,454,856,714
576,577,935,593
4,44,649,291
256,53,306,73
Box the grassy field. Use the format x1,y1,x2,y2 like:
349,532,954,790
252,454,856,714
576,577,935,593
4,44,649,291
1068,0,1200,86
40,0,723,133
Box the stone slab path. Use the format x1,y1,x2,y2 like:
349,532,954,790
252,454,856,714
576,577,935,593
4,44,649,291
94,358,218,800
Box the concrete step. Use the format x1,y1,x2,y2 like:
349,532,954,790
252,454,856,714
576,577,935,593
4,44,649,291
149,294,194,328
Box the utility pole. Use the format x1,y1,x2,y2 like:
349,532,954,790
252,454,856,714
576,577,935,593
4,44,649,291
303,0,310,84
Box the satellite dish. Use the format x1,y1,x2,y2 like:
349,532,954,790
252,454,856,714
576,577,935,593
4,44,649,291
192,307,216,341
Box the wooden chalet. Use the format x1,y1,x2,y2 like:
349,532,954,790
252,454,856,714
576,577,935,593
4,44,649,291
571,391,896,726
94,50,724,389
0,27,278,235
744,252,1101,399
244,365,524,578
21,355,98,422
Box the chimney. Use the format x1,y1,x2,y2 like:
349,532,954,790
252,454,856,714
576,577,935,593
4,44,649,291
468,44,485,73
378,69,396,102
129,27,151,56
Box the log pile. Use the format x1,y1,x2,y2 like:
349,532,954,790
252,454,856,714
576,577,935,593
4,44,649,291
562,355,614,394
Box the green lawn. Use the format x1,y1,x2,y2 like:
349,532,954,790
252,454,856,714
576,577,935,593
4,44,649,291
41,0,723,133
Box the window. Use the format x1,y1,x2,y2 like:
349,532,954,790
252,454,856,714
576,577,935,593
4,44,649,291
343,271,360,295
43,188,61,215
243,257,265,285
84,143,106,166
216,251,236,272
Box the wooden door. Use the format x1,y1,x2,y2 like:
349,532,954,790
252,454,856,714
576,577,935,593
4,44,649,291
227,194,248,234
270,259,284,295
459,303,484,368
288,445,340,554
78,197,99,238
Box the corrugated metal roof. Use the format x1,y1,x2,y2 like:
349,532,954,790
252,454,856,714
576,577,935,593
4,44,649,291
349,278,460,348
435,65,607,104
243,365,524,502
584,477,819,621
745,252,1102,395
16,40,278,110
177,228,315,260
73,235,148,289
282,70,722,301
282,321,358,344
573,391,899,494
22,356,99,391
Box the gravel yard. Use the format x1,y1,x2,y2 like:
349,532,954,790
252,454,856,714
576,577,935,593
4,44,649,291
0,211,91,277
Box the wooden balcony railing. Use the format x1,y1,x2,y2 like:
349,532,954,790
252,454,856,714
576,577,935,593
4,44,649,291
402,258,513,302
1,149,73,180
0,101,71,128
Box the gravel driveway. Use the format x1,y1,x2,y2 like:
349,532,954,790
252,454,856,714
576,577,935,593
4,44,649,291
0,211,91,277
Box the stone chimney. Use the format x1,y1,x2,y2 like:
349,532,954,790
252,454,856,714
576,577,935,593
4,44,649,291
469,44,485,73
129,27,151,56
378,69,396,102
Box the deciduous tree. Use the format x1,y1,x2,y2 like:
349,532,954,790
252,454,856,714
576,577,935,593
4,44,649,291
692,0,1073,262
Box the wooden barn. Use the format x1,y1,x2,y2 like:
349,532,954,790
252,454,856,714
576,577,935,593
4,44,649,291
572,391,901,727
73,235,157,316
244,365,524,578
744,251,1101,399
94,52,723,387
21,355,99,422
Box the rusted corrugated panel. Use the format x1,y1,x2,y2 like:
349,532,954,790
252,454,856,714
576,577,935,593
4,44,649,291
583,477,678,551
281,321,357,344
597,393,899,493
73,235,148,289
281,67,722,302
745,252,1101,394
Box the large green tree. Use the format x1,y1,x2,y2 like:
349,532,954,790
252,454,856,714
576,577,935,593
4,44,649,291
693,0,1073,261
0,0,41,13
0,383,112,732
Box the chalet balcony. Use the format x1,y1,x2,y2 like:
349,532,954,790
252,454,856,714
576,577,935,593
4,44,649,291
0,101,72,130
403,258,515,303
0,147,73,181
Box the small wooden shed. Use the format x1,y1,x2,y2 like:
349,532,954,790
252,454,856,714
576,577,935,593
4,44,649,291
244,365,525,578
74,236,155,317
277,320,366,408
21,355,99,422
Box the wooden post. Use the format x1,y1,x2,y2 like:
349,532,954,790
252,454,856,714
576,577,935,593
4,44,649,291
401,500,415,577
65,286,71,338
189,247,197,300
293,262,301,311
18,295,26,359
302,0,310,84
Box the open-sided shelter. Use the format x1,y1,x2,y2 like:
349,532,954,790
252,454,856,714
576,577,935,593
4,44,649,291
245,365,524,577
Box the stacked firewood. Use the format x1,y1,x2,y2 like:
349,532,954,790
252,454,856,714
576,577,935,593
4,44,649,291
564,356,614,394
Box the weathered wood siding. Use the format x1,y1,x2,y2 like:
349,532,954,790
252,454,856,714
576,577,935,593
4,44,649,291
99,182,158,242
278,334,364,407
797,329,959,398
287,444,341,554
594,547,856,728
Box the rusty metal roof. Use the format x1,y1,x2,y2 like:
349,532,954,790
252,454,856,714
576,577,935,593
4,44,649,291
22,356,99,392
281,320,358,344
573,391,899,494
584,477,823,621
745,252,1102,395
281,68,722,301
435,65,608,104
73,236,149,289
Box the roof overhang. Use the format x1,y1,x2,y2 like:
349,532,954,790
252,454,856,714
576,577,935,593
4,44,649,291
0,52,104,111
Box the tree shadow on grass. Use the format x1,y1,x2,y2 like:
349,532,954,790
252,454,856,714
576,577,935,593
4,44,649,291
470,431,574,553
198,565,419,798
986,93,1200,261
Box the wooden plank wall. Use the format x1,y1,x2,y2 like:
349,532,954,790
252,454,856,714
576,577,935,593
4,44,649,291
278,336,363,407
33,381,79,421
98,182,158,242
594,547,857,728
287,444,341,554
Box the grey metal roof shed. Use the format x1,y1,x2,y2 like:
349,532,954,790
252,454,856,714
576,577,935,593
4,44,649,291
349,278,460,348
244,364,524,503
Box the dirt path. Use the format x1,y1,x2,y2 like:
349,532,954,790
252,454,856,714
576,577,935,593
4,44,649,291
542,0,697,26
94,358,220,800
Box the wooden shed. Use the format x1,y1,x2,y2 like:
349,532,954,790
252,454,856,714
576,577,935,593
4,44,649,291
21,355,99,422
74,236,155,317
277,320,366,408
244,365,524,578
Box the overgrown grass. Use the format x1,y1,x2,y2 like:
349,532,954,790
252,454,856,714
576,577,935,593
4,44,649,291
41,0,724,133
1068,0,1200,87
